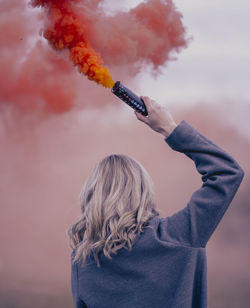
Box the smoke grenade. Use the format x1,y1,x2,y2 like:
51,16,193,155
112,81,148,116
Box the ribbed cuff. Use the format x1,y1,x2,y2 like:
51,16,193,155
164,120,203,151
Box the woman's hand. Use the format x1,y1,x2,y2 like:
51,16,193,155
134,96,178,138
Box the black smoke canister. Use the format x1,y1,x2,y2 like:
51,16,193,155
111,81,148,116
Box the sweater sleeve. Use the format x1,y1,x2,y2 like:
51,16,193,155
159,120,244,248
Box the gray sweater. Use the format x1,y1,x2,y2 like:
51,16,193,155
71,120,244,308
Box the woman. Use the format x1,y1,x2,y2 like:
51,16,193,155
68,97,244,308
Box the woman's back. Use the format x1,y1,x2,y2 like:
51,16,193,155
72,215,208,308
70,99,244,308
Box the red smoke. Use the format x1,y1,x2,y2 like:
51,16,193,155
88,0,188,67
0,0,187,115
0,0,76,115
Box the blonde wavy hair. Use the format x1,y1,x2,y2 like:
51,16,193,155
67,154,159,268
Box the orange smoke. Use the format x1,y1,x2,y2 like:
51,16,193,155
31,0,114,88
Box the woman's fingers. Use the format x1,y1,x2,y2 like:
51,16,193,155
134,110,148,123
140,96,152,115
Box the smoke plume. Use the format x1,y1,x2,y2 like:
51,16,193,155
0,0,187,115
31,0,115,88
